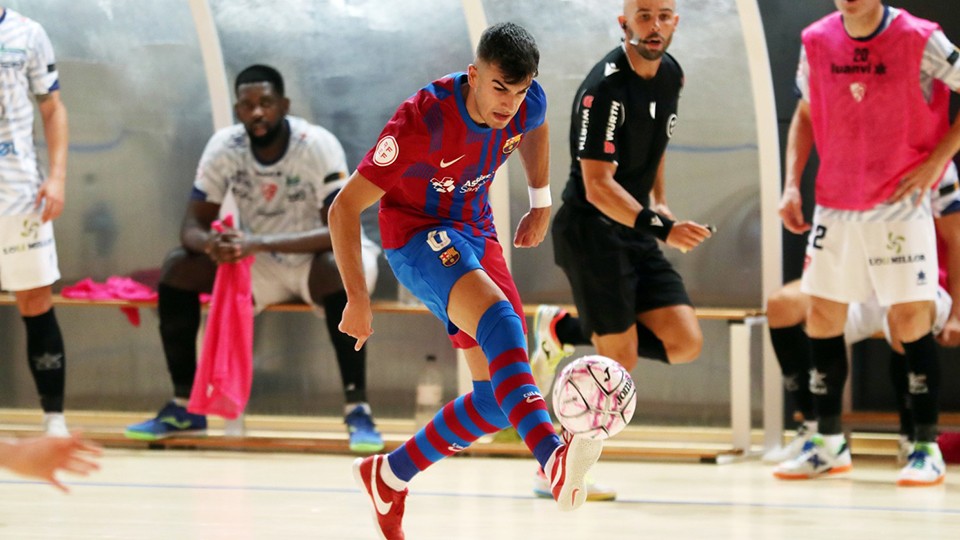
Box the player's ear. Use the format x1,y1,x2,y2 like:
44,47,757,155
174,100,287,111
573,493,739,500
467,63,479,87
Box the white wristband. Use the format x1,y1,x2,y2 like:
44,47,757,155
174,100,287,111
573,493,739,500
528,185,552,208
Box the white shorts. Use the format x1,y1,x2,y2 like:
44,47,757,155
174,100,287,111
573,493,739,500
250,244,379,313
801,201,939,306
0,213,60,292
845,285,952,345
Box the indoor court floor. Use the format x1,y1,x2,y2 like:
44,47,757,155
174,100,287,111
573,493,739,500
0,448,957,539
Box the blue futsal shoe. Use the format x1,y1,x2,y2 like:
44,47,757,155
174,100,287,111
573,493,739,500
124,401,208,441
345,404,385,453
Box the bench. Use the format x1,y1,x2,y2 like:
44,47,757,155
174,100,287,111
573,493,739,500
0,292,765,457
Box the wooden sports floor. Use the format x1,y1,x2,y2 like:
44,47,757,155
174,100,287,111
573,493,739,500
0,448,957,539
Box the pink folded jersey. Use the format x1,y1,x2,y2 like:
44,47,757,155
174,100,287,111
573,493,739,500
61,276,159,326
188,215,255,420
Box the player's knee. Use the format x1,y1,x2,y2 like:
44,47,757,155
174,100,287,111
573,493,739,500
888,302,934,341
308,252,345,298
766,288,804,328
666,332,702,364
160,247,215,290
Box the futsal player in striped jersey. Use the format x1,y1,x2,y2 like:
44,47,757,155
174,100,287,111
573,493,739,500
0,7,70,437
330,22,603,539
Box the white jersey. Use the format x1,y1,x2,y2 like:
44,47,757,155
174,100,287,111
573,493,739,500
0,9,60,216
194,115,379,267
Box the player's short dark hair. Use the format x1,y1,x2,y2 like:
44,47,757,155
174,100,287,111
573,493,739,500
476,22,540,84
234,64,285,97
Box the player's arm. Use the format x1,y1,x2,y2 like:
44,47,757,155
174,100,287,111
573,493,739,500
890,31,960,204
179,198,233,262
35,91,68,223
581,158,709,251
329,172,386,350
513,121,551,248
649,156,674,219
890,112,960,205
779,99,813,234
936,211,960,346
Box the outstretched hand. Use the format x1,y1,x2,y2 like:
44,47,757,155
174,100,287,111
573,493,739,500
0,433,102,493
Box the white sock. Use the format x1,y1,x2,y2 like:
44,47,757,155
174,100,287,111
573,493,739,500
346,402,371,416
822,434,846,455
379,456,407,491
802,420,818,433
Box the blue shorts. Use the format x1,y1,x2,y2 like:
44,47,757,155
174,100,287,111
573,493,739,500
385,227,525,349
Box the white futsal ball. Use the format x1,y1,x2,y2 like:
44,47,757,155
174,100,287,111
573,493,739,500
552,355,637,440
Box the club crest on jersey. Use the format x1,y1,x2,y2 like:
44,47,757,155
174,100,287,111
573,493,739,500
502,134,523,154
261,182,278,202
373,135,399,166
850,82,866,103
431,176,455,193
667,114,678,139
439,246,461,267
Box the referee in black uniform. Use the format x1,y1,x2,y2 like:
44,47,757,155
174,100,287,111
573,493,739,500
550,0,712,373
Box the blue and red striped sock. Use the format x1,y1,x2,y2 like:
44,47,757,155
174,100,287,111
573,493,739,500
387,380,510,482
477,301,561,469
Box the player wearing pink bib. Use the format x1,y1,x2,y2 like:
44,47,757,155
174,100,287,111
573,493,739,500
776,0,960,486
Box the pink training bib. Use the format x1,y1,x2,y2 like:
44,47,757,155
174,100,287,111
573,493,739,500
803,10,950,210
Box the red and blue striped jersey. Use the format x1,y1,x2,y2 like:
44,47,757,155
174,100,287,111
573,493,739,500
357,72,547,249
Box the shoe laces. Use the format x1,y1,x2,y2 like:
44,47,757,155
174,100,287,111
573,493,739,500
906,450,929,470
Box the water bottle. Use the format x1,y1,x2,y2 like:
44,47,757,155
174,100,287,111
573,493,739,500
414,355,443,429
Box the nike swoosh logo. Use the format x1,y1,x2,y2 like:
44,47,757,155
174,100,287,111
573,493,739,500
370,455,393,515
440,155,465,168
526,395,545,404
160,416,193,430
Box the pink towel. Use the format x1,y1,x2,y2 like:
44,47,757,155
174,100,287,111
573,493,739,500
188,216,255,420
61,276,159,326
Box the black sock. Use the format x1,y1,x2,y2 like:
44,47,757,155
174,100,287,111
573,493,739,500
770,325,816,421
902,333,940,443
809,335,848,435
555,313,590,346
323,290,367,404
636,323,669,364
888,350,913,439
158,283,201,399
23,308,65,413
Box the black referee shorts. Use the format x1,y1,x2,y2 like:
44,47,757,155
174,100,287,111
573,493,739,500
552,204,691,337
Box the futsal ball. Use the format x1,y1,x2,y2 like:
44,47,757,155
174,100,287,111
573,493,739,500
552,355,637,440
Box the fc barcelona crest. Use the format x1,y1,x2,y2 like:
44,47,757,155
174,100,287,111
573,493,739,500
502,134,523,154
439,247,461,267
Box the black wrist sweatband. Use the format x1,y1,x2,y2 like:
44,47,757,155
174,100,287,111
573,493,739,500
634,208,674,241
